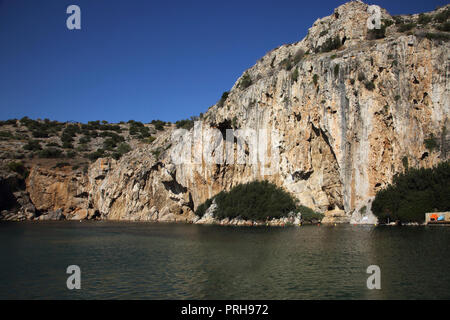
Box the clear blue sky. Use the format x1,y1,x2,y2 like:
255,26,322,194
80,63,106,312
0,0,447,123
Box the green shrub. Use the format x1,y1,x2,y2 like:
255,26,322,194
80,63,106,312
434,8,450,23
112,143,131,160
334,64,339,77
317,36,342,53
280,56,293,71
398,22,416,32
0,119,17,126
151,147,162,159
298,205,324,222
217,91,229,108
151,120,165,131
39,148,63,158
313,74,319,86
365,81,376,91
7,161,27,176
393,16,404,25
425,32,450,41
372,161,450,223
87,149,105,161
195,181,299,221
402,156,409,170
23,140,42,151
424,134,439,152
291,67,299,82
65,150,76,158
195,198,213,218
437,22,450,32
418,13,432,25
175,119,195,130
79,136,91,144
358,72,366,82
239,72,253,89
0,131,13,139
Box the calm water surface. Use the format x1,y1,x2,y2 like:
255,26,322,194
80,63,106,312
0,221,449,299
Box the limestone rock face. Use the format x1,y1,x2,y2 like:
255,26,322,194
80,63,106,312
17,2,450,223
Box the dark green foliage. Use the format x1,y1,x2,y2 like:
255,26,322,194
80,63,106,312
151,147,162,159
434,7,450,23
61,124,80,147
65,150,76,158
393,16,404,25
87,149,105,161
151,120,166,131
20,117,64,138
0,131,13,139
112,143,131,160
372,161,450,223
280,49,305,71
39,148,63,158
291,67,299,82
280,56,293,71
217,91,229,108
383,19,394,28
402,156,409,170
312,74,319,86
195,198,213,218
333,64,339,77
129,120,152,136
231,116,238,128
81,121,121,133
395,95,401,101
79,136,91,144
425,32,450,41
358,72,366,82
365,81,375,91
23,140,42,151
418,13,432,25
437,22,450,31
298,205,324,223
398,23,416,32
239,73,253,89
196,181,298,221
7,161,27,176
103,138,117,151
317,36,342,53
0,119,18,126
99,131,124,144
175,118,195,130
424,134,439,152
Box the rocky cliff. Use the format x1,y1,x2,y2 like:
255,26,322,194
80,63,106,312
1,1,449,224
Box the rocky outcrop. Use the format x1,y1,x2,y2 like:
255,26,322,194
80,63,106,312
3,1,449,224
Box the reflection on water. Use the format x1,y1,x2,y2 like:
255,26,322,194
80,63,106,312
0,221,449,299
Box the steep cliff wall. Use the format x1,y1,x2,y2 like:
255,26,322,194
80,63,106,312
7,1,449,224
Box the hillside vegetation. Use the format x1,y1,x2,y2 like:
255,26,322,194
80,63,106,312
372,161,450,223
195,180,323,222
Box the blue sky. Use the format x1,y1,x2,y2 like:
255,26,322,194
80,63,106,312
0,0,447,123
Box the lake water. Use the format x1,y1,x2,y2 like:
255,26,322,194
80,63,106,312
0,221,449,299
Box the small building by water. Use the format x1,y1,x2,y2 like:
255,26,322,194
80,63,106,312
425,212,450,225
